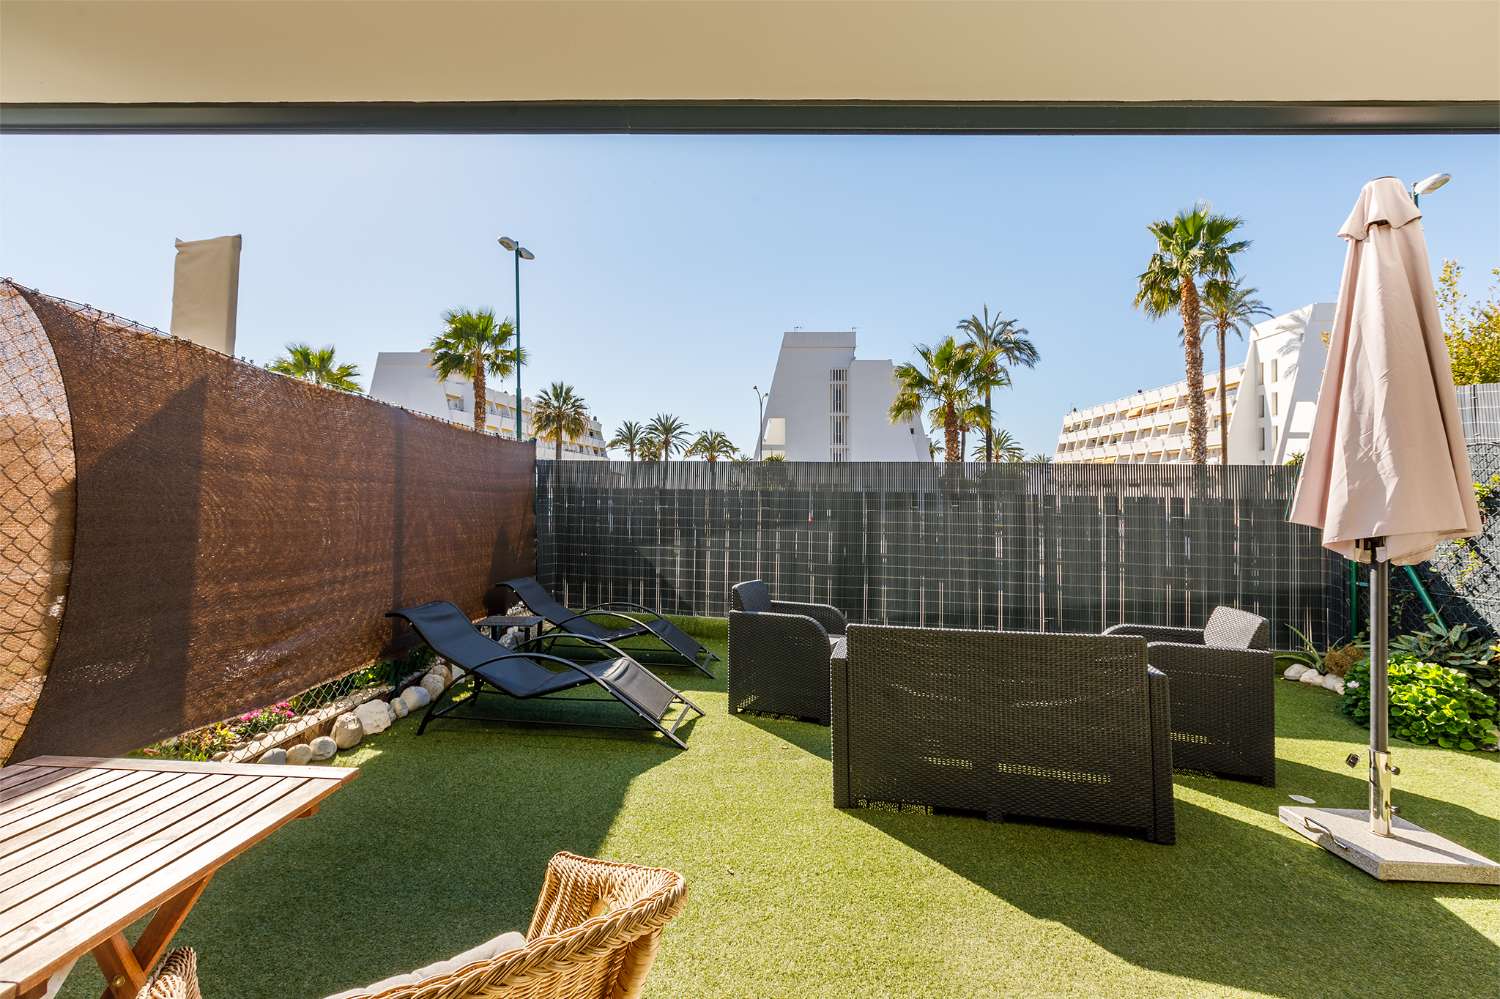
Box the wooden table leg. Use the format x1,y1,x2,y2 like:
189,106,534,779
93,874,212,999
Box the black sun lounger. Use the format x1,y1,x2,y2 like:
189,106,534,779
387,601,704,749
494,577,718,678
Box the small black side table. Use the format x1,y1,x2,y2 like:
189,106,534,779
477,614,544,645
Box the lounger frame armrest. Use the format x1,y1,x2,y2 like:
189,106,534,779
769,600,848,636
1103,623,1205,645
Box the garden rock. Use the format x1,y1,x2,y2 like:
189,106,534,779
1299,670,1325,686
332,712,364,750
390,696,409,719
309,736,338,761
355,700,392,735
1283,664,1310,681
401,686,431,712
257,748,287,765
285,743,314,766
1321,673,1345,694
420,672,447,701
429,663,451,686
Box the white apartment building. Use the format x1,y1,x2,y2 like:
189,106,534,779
759,331,930,462
369,351,608,459
1054,302,1335,465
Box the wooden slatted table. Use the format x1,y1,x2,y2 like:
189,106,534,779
0,755,357,999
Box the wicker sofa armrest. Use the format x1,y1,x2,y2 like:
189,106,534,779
1103,623,1204,645
728,609,834,723
1145,666,1176,845
1144,641,1276,786
769,600,847,636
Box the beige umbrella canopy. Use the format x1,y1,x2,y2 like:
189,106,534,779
1289,175,1483,843
1290,176,1481,562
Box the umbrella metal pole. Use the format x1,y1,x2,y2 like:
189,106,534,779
1367,539,1393,836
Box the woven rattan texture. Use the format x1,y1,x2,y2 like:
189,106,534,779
3,283,535,760
833,624,1175,843
350,852,687,999
538,460,1338,649
0,285,75,764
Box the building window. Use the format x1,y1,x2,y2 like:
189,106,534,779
446,395,465,412
1271,359,1279,383
830,369,849,461
1272,393,1279,416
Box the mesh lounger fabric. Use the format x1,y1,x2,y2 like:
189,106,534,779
387,601,700,749
496,577,716,677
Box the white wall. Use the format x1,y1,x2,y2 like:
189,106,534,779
849,359,929,461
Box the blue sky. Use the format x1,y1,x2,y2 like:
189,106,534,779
1,132,1496,456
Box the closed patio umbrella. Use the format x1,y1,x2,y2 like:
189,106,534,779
1285,176,1491,880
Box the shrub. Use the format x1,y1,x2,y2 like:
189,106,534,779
1322,644,1363,678
1342,654,1498,752
1390,616,1497,696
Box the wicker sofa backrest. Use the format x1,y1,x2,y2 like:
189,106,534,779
731,579,771,613
835,624,1174,843
1203,607,1270,650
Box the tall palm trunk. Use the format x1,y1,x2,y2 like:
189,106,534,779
471,347,486,432
984,385,993,464
1216,323,1229,463
943,402,960,463
555,437,563,461
1179,278,1207,463
628,445,635,462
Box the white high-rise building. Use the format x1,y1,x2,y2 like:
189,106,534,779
369,351,609,459
1054,302,1335,465
758,332,931,462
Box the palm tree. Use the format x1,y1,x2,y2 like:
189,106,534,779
762,452,786,463
1025,452,1053,464
644,413,691,459
979,428,1024,463
267,343,361,392
532,382,590,461
890,336,977,463
608,420,646,461
956,306,1038,462
429,308,524,433
1201,278,1272,462
686,429,737,463
1133,205,1249,463
638,438,663,462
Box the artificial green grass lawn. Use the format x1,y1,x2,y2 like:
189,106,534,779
61,619,1498,998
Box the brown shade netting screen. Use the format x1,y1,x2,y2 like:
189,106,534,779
0,281,535,762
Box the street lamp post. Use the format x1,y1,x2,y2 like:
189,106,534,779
1411,171,1450,207
753,385,767,461
497,236,535,442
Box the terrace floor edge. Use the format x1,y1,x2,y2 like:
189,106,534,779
1,100,1497,134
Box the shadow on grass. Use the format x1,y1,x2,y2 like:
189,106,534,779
56,720,675,999
736,712,832,760
852,779,1498,997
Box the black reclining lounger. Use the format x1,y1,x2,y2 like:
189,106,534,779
387,601,703,749
494,577,718,678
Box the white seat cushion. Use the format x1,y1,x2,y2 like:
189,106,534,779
323,931,527,998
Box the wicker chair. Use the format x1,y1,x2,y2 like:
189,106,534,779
144,949,201,999
1103,606,1275,786
728,579,848,724
312,852,687,999
833,624,1176,844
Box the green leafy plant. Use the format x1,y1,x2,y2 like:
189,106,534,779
1390,616,1497,695
1342,654,1498,751
1276,625,1327,674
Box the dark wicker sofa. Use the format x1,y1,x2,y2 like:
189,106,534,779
832,624,1175,844
1104,606,1275,786
727,579,847,724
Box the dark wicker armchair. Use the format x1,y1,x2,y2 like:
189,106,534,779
727,580,847,724
832,624,1175,844
1104,606,1275,786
